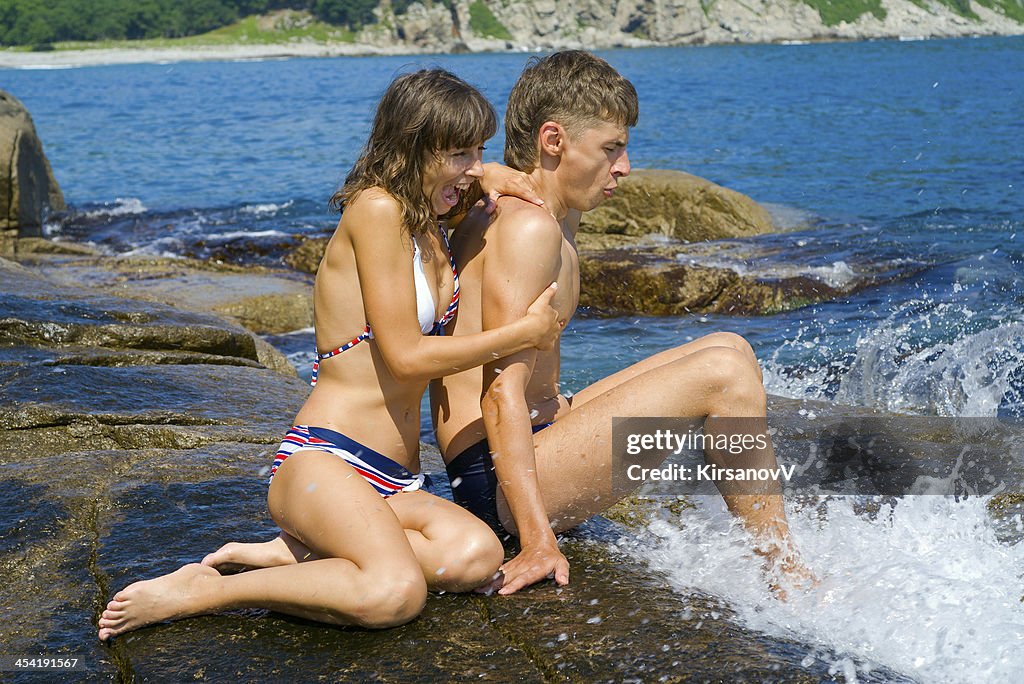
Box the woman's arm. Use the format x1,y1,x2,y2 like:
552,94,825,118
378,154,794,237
345,192,561,383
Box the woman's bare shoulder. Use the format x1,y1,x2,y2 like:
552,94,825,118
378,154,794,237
343,187,404,228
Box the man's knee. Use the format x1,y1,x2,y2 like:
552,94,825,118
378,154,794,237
695,347,767,413
702,331,755,357
701,332,762,379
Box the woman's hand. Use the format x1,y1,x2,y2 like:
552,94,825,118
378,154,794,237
481,162,545,214
525,282,563,351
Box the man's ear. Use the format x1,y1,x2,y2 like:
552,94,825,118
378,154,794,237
538,121,565,157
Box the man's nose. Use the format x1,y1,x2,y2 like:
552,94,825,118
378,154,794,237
614,151,631,177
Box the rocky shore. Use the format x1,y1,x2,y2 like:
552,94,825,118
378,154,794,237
5,241,1021,678
1,243,919,681
0,1,1021,69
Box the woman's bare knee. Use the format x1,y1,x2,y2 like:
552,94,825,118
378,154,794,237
433,523,503,591
346,567,428,629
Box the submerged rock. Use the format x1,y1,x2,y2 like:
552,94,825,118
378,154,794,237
578,247,853,316
0,90,65,237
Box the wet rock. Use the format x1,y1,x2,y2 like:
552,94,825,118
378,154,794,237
0,255,926,681
0,235,100,258
580,169,775,242
283,236,328,274
27,254,315,336
0,262,259,360
0,90,66,237
579,248,844,316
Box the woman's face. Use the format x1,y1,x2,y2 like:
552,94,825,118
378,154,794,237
422,144,486,216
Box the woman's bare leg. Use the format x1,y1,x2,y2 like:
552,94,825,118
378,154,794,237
97,451,428,641
202,531,315,573
203,490,503,594
387,490,504,593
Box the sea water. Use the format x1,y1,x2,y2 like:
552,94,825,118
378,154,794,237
5,36,1023,681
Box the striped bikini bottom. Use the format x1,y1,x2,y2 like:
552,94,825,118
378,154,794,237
270,425,427,497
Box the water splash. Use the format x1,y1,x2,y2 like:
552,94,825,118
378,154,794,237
620,496,1024,683
763,261,1024,419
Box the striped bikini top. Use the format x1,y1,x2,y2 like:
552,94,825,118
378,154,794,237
310,224,459,386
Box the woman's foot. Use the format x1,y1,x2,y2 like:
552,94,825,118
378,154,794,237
201,533,315,573
97,563,220,641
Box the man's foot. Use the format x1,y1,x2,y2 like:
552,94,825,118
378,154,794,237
97,563,220,641
201,533,315,573
765,550,819,601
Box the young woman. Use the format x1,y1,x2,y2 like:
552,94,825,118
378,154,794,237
97,69,561,639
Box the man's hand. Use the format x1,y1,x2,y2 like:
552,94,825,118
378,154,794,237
497,539,570,595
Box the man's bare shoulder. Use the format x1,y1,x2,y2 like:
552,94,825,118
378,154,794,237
486,197,562,256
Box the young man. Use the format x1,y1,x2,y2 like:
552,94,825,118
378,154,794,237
432,51,810,595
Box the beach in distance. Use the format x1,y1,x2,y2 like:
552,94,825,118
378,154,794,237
2,34,1023,682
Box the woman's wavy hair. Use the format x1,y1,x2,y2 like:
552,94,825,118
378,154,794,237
330,69,497,236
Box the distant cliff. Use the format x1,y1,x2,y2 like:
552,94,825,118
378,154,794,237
358,0,1024,50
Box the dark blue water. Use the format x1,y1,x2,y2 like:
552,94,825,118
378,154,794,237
4,37,1024,417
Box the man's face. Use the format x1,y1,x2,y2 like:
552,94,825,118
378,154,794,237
559,120,631,212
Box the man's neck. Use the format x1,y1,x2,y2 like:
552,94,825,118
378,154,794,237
527,168,571,227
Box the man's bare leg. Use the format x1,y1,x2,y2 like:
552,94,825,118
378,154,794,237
497,344,812,590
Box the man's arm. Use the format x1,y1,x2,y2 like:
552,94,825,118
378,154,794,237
479,212,568,595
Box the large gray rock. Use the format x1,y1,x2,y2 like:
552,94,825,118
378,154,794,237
0,90,65,237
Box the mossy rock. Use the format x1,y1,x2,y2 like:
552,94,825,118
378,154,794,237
579,169,775,242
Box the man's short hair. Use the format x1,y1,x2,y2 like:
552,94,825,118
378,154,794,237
504,50,639,171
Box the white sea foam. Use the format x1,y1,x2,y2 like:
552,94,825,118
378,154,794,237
11,63,83,70
681,255,861,289
83,197,147,219
834,309,1024,418
121,236,184,258
204,229,288,241
621,496,1024,683
240,200,294,215
763,295,1024,418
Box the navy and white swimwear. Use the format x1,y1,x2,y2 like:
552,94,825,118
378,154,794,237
271,425,427,497
445,423,552,534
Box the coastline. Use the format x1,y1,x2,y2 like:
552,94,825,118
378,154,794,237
1,30,1021,70
0,42,426,69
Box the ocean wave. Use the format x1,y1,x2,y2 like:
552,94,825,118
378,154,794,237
240,200,294,216
621,495,1024,684
83,197,147,219
203,229,289,241
680,254,862,289
834,308,1024,418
